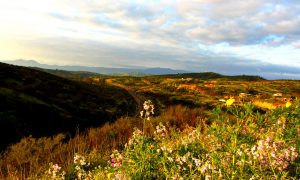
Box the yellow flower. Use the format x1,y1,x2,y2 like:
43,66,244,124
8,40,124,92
253,101,276,110
226,98,235,106
286,101,292,108
107,173,112,179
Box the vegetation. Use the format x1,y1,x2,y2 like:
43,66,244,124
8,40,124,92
1,99,298,179
95,100,299,179
0,64,299,179
0,63,136,151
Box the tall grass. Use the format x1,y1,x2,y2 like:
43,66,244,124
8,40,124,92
0,105,206,179
1,100,299,179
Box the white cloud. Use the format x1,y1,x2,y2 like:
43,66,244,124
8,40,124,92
0,0,300,78
197,42,300,67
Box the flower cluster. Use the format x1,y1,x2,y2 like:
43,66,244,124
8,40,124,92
46,163,65,180
154,122,167,140
140,100,155,120
127,128,143,146
236,137,299,173
73,154,91,180
74,154,88,166
110,150,123,169
156,145,172,154
249,137,298,171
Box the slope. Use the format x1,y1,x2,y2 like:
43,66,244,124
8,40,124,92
0,63,136,151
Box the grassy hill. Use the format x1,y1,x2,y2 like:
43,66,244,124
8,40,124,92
0,62,136,151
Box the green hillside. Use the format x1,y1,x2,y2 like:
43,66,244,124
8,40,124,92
0,63,136,151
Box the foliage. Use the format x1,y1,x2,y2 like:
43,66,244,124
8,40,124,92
96,100,299,179
14,99,298,179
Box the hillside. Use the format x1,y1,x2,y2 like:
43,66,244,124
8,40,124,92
0,71,299,179
0,62,136,151
157,72,265,81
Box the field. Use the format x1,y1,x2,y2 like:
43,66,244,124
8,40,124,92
0,70,299,179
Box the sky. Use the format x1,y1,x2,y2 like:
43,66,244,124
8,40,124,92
0,0,300,78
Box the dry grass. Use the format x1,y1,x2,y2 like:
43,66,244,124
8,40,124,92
0,105,205,179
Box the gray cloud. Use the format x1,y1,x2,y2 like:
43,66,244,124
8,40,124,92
21,36,300,79
2,0,300,79
44,1,300,47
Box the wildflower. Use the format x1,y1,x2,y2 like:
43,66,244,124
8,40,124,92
249,137,298,171
73,154,87,166
253,101,276,110
236,149,242,156
46,163,65,180
161,146,167,152
140,100,154,121
181,156,187,163
201,165,208,174
154,123,167,140
107,173,112,179
52,164,61,172
192,158,202,167
226,98,235,106
110,150,123,169
285,101,292,108
168,157,174,162
140,110,144,118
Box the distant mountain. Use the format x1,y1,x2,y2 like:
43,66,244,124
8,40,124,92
32,67,104,79
0,62,136,151
157,72,265,81
2,59,190,75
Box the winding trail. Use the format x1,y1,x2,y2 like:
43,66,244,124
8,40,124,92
106,79,142,117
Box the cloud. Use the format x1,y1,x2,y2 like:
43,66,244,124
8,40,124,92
0,0,300,79
197,42,300,67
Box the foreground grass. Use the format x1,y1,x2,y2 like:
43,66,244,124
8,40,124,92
93,100,299,179
0,105,202,179
5,99,297,179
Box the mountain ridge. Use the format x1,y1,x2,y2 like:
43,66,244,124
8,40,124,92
2,59,190,75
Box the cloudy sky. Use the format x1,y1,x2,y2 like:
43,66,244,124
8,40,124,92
0,0,300,78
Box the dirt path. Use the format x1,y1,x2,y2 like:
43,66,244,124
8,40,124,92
106,79,142,117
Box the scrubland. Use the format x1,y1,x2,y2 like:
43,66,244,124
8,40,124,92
1,75,299,179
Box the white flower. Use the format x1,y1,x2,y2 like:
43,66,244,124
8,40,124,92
140,111,144,118
52,164,61,172
193,158,201,167
168,157,174,162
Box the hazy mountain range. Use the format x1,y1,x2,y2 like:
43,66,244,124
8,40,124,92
2,60,190,76
2,59,300,79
